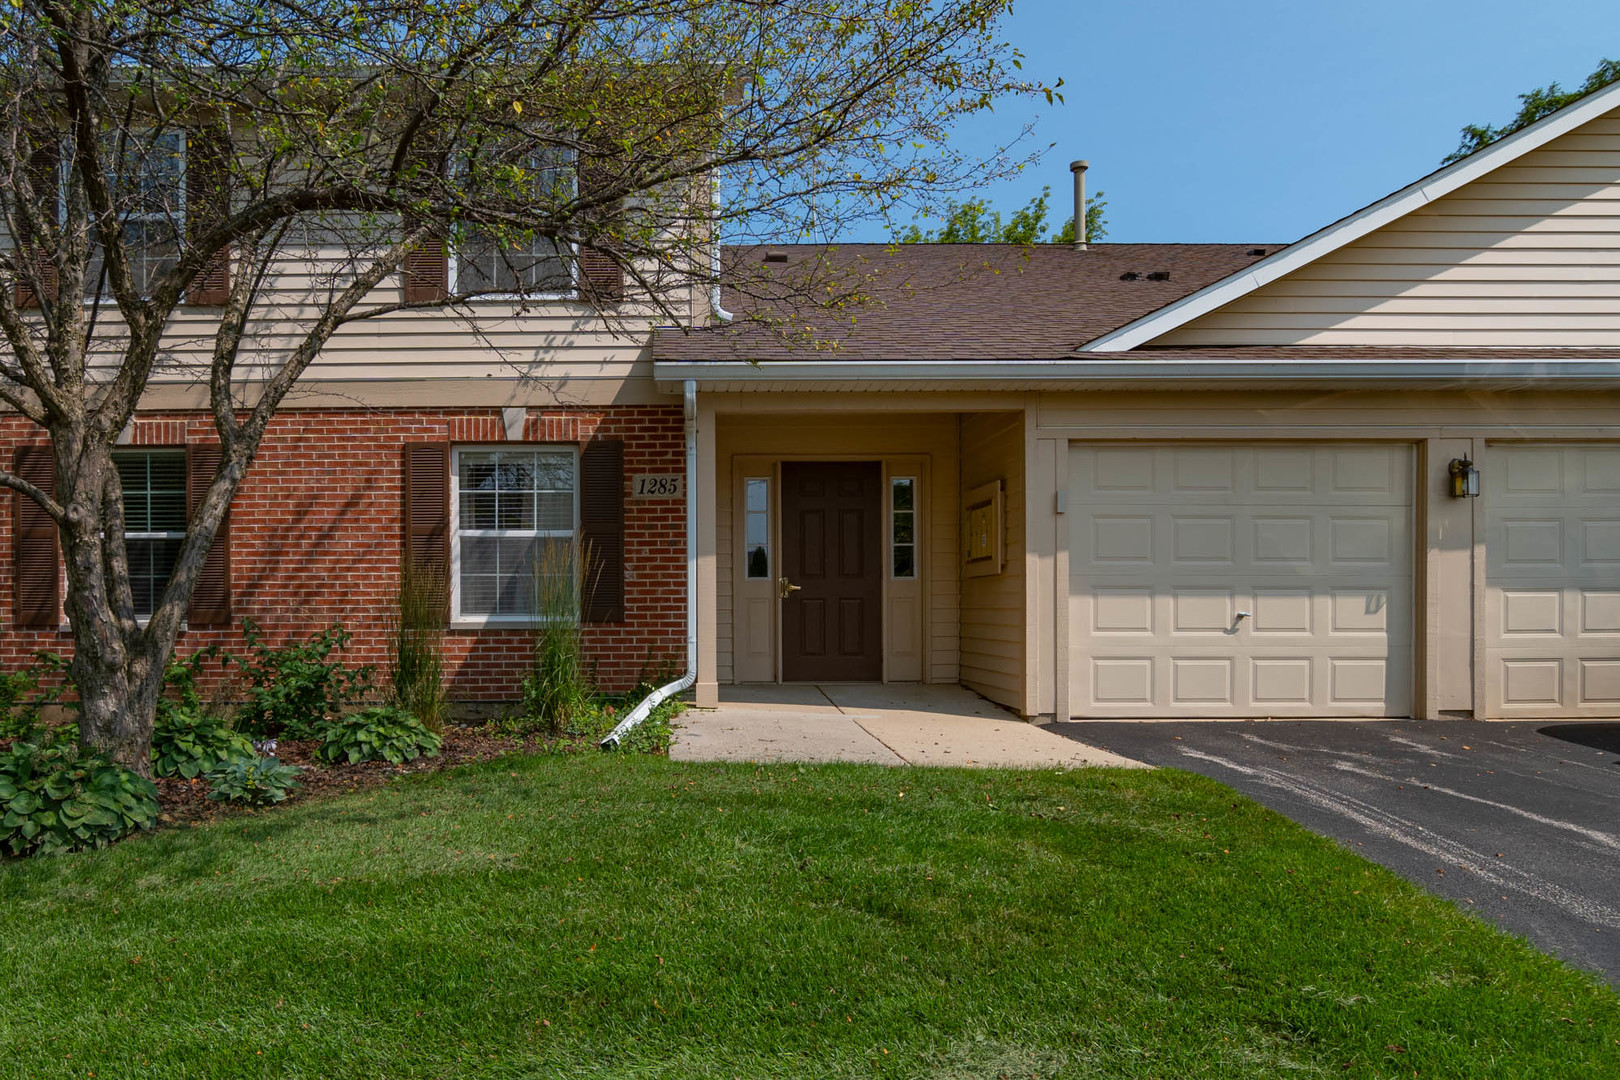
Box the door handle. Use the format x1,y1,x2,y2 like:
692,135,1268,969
778,576,802,600
1232,611,1251,629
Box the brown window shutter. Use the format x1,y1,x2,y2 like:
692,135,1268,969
579,439,624,623
401,216,448,303
576,151,625,301
11,444,58,628
185,443,231,626
185,125,232,306
16,143,60,309
402,443,450,582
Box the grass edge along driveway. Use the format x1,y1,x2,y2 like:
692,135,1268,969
1,754,1615,1079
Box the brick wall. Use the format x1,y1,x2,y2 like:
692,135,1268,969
0,406,687,700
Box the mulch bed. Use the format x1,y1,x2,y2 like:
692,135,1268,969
154,726,550,827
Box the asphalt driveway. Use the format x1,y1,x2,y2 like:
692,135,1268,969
1052,718,1620,987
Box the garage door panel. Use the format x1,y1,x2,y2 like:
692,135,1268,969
1172,515,1236,565
1581,590,1620,634
1581,520,1620,564
1172,449,1235,494
1486,444,1620,717
1070,442,1414,719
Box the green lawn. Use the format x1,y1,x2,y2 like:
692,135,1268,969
1,754,1615,1079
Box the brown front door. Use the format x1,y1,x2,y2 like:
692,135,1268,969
780,461,883,681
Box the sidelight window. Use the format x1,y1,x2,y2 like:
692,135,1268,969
744,477,770,579
891,476,916,578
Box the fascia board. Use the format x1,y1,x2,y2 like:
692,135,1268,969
1080,80,1620,354
654,358,1620,391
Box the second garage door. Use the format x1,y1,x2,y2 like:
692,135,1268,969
1068,443,1414,718
1485,444,1620,718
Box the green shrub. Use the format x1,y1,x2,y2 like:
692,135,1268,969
231,620,371,739
0,653,68,743
155,647,219,727
0,740,159,856
314,705,442,766
206,756,302,805
520,540,593,737
152,708,254,780
387,561,448,733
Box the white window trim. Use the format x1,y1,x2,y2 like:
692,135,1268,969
447,242,580,302
115,447,188,620
448,148,580,302
81,129,188,305
449,443,580,628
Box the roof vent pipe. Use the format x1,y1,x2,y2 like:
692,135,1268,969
1070,160,1089,251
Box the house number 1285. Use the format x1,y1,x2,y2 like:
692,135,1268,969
631,475,684,498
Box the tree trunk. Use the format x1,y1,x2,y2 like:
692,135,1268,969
58,454,170,778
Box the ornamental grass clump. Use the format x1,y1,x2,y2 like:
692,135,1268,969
314,705,442,766
521,540,594,738
0,738,159,856
387,561,449,734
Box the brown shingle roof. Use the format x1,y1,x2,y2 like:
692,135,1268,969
651,243,1275,362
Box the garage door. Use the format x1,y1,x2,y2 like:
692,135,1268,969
1485,444,1620,718
1068,443,1414,718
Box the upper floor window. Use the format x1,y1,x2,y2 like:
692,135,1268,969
452,447,577,621
115,449,187,617
86,130,185,298
451,147,574,296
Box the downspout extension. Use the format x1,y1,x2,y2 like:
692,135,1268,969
601,379,700,748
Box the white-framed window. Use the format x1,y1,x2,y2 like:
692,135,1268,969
86,130,186,298
744,476,770,579
114,449,188,617
450,446,578,624
450,145,575,298
891,476,917,579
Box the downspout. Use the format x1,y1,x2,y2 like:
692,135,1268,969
710,170,734,323
601,378,700,748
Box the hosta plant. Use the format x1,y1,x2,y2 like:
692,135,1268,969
314,705,442,766
0,740,160,857
152,709,255,780
206,757,303,806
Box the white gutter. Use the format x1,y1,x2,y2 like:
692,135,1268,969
601,379,700,749
652,357,1620,390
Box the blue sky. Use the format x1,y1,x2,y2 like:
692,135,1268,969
876,0,1620,244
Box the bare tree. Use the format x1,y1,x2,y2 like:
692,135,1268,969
0,0,1051,774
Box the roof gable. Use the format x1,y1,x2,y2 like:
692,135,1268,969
1083,79,1620,352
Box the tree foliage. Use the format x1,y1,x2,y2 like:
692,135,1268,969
0,0,1054,774
895,184,1106,244
1444,58,1620,164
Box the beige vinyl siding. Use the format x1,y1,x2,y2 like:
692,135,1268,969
959,411,1025,710
1156,108,1620,347
54,242,698,386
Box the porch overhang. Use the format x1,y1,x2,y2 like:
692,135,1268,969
653,358,1620,395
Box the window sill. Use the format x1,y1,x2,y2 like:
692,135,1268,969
450,616,572,631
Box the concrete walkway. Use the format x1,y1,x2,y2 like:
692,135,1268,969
671,684,1144,769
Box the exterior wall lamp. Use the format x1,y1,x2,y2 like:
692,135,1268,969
1448,457,1481,498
